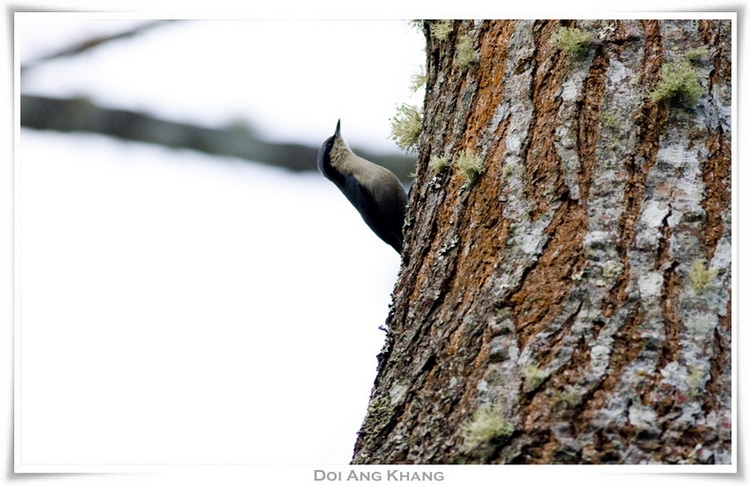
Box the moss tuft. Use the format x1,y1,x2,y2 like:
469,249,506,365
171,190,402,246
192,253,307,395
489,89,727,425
409,66,427,93
685,46,709,63
456,34,479,68
461,404,514,450
550,26,592,59
522,364,546,393
600,110,620,131
389,103,423,153
649,59,705,107
686,365,708,398
430,20,453,41
554,387,581,409
602,259,624,278
456,149,485,187
429,155,451,172
687,259,718,291
408,20,426,31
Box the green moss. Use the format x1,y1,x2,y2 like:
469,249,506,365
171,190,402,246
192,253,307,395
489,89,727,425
429,155,451,172
686,366,707,398
602,259,624,278
649,59,705,107
601,110,620,131
408,20,425,31
409,66,427,92
501,161,517,182
430,20,453,41
686,46,709,62
688,259,718,291
461,404,514,450
456,149,485,187
550,26,592,59
367,396,391,416
554,388,580,409
522,364,546,393
389,103,423,153
456,34,478,68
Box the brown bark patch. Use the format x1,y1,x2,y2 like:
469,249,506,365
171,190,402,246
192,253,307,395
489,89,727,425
656,213,682,367
577,47,610,207
469,22,515,143
702,131,731,260
659,264,683,368
524,21,567,217
509,200,587,351
704,296,731,416
447,154,510,302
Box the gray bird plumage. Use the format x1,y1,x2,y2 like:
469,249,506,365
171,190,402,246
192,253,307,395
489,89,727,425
317,120,408,253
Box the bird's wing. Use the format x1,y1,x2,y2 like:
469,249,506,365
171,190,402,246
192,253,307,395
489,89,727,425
340,173,404,252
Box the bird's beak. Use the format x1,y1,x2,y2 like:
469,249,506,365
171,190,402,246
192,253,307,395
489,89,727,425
335,119,341,137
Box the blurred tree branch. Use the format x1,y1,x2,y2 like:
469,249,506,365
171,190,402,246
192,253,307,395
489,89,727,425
20,94,415,180
21,21,172,72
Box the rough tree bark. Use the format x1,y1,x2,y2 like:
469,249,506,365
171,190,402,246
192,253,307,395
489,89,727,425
352,19,732,465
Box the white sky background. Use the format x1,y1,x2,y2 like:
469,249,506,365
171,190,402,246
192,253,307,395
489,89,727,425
16,16,422,467
3,3,747,486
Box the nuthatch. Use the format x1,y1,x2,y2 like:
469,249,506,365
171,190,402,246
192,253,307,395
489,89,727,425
317,120,408,253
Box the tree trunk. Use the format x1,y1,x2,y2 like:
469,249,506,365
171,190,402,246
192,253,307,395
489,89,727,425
352,19,732,465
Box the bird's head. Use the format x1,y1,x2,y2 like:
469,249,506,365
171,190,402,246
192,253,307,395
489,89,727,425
317,119,351,175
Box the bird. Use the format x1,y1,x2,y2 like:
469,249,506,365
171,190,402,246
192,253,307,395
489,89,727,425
317,120,408,253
